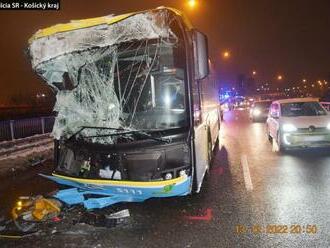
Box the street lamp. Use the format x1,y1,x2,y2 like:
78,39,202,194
252,70,257,76
187,0,197,9
277,75,283,81
223,50,230,59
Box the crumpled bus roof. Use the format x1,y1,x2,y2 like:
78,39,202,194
28,6,193,69
29,6,192,43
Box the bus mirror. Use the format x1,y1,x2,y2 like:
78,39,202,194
193,30,209,80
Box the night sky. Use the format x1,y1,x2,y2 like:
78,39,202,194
1,0,330,104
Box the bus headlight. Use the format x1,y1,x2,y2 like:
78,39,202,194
282,124,297,132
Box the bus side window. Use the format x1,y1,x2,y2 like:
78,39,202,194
192,80,201,126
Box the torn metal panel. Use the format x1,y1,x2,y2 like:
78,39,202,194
41,173,191,209
29,11,174,68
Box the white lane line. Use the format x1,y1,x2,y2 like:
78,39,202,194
241,154,253,191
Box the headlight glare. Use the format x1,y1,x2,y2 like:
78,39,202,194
253,109,261,116
282,123,297,132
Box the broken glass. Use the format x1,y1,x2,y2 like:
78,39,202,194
29,9,188,144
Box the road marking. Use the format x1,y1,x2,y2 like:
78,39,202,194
241,154,253,191
184,208,213,221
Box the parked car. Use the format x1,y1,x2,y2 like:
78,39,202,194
249,100,272,122
266,98,330,151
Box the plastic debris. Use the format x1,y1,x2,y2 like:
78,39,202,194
79,209,130,228
0,214,38,239
12,196,62,222
106,209,130,219
28,155,46,167
51,216,62,222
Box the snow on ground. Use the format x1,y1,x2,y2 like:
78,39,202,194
0,136,54,178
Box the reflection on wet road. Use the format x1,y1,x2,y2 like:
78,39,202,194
2,110,330,248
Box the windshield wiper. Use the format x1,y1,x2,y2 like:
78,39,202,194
67,126,127,141
131,131,172,144
68,126,171,144
87,130,171,144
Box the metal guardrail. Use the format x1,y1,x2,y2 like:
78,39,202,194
320,102,330,112
0,116,55,142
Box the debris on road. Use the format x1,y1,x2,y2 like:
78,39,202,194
28,155,47,167
12,196,62,222
106,209,130,219
79,209,130,228
0,214,39,239
1,193,131,240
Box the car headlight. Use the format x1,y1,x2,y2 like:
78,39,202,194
282,123,297,132
253,109,261,116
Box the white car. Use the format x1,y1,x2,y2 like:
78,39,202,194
266,98,330,151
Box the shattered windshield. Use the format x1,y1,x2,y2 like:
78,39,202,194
30,9,188,143
113,40,187,129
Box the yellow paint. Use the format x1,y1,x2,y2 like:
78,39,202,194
29,7,193,43
32,198,61,221
0,235,22,239
52,173,186,187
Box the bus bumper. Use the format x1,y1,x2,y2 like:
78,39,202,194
40,173,191,209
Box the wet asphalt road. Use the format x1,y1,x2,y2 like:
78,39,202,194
2,109,330,248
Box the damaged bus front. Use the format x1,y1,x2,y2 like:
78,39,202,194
28,7,219,209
